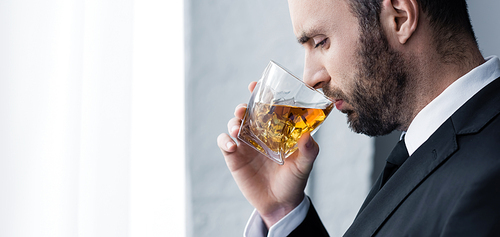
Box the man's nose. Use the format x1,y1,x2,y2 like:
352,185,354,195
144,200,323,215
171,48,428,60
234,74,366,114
303,52,330,90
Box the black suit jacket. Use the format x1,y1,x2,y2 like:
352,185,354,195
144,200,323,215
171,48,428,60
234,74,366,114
289,76,500,237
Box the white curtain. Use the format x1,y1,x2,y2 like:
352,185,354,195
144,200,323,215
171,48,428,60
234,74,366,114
0,0,185,236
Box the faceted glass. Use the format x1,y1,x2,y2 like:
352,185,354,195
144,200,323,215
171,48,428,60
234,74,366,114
238,61,334,165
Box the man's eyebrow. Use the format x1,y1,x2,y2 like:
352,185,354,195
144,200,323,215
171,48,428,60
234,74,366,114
298,33,310,44
297,28,322,45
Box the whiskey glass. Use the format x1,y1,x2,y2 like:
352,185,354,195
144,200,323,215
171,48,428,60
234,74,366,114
238,61,334,165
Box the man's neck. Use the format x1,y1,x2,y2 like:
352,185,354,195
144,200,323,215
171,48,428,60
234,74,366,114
399,41,485,131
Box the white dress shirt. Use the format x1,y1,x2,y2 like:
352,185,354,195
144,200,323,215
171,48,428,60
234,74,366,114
244,56,500,237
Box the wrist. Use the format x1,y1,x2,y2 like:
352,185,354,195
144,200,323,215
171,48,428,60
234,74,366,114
259,193,306,228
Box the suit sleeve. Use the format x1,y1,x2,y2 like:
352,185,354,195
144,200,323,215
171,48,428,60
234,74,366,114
288,199,330,237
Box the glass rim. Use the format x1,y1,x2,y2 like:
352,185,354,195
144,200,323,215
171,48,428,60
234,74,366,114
269,60,334,103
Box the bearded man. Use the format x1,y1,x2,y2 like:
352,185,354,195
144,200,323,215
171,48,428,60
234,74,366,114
217,0,500,236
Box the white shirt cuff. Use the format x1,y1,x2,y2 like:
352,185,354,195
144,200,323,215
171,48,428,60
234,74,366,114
243,195,310,237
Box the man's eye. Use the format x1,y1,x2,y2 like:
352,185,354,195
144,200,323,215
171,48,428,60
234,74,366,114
314,38,327,49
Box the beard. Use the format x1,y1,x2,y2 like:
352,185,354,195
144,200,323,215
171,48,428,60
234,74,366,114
324,24,412,136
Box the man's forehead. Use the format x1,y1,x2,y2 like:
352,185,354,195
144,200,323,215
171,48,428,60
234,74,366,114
288,0,344,15
288,0,348,39
288,0,357,35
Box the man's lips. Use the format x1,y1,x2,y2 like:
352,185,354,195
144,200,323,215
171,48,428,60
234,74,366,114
333,99,344,111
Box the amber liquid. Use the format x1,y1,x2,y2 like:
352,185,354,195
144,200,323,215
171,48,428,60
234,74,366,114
241,102,334,158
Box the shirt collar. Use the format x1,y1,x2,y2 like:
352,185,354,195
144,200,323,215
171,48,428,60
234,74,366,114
404,55,500,155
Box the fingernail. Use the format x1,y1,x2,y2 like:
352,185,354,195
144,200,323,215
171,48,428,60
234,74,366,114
226,142,235,150
231,126,239,133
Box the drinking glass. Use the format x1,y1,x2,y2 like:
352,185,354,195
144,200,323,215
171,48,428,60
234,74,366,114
238,61,334,165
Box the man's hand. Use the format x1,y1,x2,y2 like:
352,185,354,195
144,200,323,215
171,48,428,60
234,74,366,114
217,81,320,228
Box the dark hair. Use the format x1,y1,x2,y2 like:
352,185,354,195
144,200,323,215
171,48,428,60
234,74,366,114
348,0,477,63
418,0,475,39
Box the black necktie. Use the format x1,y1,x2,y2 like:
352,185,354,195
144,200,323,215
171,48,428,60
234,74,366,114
380,138,409,190
355,137,410,216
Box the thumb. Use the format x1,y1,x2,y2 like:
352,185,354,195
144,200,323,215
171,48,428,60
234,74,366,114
296,132,320,167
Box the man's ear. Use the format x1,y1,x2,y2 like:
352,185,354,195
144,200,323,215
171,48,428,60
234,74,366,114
380,0,419,44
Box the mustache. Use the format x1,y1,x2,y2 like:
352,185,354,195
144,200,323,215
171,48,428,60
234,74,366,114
322,82,350,103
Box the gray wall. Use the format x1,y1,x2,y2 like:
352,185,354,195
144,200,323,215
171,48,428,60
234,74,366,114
468,0,500,58
185,1,500,236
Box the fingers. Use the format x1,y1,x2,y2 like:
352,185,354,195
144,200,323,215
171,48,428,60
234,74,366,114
248,81,258,93
217,133,237,153
219,82,254,157
234,103,247,120
294,133,320,174
227,117,243,137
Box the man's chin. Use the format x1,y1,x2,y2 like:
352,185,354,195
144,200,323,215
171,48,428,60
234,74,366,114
345,112,396,137
345,110,356,120
345,111,363,133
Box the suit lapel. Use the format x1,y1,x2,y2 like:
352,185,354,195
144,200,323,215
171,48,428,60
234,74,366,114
344,76,500,237
355,171,383,218
344,120,458,236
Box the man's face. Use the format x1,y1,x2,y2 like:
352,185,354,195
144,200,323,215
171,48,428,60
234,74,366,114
289,0,411,136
